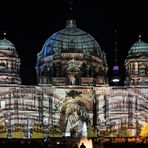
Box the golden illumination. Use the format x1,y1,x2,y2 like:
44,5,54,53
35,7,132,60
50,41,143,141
140,123,148,137
78,138,93,148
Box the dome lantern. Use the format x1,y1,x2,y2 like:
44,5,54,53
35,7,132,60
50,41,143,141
66,19,76,28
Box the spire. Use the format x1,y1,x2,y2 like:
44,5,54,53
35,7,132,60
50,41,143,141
0,31,7,39
138,34,142,41
114,30,118,64
67,0,74,19
113,29,119,72
66,0,76,28
112,29,120,84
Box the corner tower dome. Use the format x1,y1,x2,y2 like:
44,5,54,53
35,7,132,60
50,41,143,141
0,38,15,50
128,37,148,56
36,19,108,86
124,36,148,86
0,38,21,85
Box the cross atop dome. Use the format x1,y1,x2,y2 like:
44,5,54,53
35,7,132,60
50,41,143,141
138,34,142,41
3,32,7,37
0,31,7,39
68,0,74,11
66,0,76,28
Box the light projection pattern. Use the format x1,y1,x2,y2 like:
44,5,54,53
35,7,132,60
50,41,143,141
0,87,52,139
97,88,148,137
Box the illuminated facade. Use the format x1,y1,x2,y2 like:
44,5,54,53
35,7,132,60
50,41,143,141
0,38,21,84
0,19,148,138
125,36,148,86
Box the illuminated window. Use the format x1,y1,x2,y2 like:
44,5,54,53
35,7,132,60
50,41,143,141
139,68,145,75
0,101,5,109
134,62,138,74
139,65,145,75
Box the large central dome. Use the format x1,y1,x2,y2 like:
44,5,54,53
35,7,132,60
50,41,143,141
36,19,108,86
42,20,103,58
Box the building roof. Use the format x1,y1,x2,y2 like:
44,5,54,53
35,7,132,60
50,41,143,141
40,19,104,59
128,38,148,55
0,38,16,51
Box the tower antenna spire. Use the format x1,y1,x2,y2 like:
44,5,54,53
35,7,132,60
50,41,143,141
113,29,119,72
112,29,120,84
114,29,118,64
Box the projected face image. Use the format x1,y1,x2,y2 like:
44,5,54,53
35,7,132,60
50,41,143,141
60,100,89,137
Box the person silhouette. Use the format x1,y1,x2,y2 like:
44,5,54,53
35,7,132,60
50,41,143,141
74,143,78,148
80,143,86,148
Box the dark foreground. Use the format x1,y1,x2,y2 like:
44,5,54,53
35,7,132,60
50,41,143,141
0,138,148,148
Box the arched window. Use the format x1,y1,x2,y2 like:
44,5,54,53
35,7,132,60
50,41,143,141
139,65,145,76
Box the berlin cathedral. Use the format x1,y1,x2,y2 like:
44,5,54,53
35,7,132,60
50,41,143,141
0,18,148,139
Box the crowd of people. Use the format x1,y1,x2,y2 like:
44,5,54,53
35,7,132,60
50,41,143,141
74,143,86,148
0,139,87,148
1,138,148,148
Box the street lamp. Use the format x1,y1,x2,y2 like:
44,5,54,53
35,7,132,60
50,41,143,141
5,112,12,138
43,116,49,139
5,119,12,138
24,115,33,139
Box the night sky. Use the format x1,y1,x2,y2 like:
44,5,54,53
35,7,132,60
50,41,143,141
0,0,147,85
